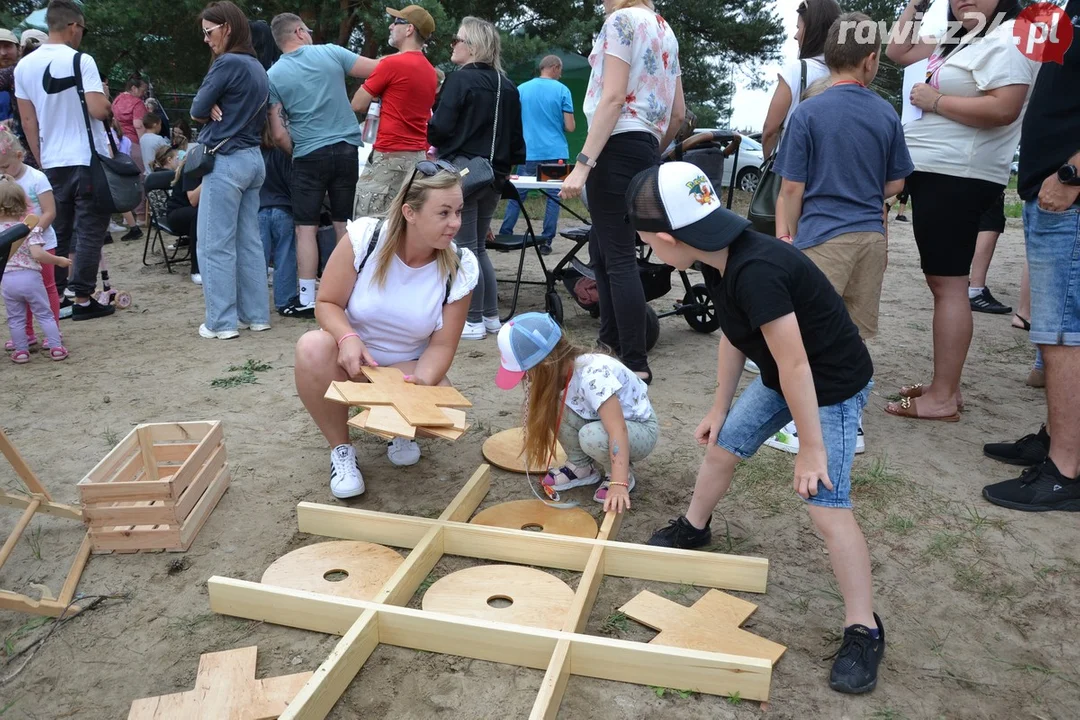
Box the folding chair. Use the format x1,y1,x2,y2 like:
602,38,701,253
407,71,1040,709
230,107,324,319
489,180,553,322
142,170,190,273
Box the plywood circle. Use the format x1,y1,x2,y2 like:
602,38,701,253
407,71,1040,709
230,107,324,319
421,565,574,630
470,500,598,539
261,541,404,600
482,428,567,474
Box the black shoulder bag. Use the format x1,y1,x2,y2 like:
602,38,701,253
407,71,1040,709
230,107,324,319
73,52,141,214
452,70,501,199
748,59,807,236
184,91,268,181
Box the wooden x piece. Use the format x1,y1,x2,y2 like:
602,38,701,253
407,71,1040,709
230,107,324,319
325,366,471,427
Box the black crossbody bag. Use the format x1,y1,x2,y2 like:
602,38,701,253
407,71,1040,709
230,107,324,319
184,92,267,180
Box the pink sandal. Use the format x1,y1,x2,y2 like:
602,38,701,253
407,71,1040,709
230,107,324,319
5,337,36,352
11,350,30,364
50,346,69,361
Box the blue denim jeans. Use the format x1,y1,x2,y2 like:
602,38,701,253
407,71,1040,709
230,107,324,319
715,377,873,509
197,147,269,331
259,207,297,311
499,160,563,242
1024,200,1080,346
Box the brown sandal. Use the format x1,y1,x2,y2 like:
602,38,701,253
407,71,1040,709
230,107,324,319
898,383,965,412
884,396,960,422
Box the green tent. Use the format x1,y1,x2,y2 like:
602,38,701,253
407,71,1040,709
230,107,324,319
507,50,590,160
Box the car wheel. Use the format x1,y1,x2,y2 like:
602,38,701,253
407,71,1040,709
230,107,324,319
737,167,761,194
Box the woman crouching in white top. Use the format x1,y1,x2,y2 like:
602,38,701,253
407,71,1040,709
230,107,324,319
294,161,479,498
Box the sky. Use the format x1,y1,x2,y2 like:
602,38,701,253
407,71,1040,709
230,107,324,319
729,0,950,131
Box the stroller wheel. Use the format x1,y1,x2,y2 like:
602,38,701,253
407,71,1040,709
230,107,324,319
682,283,720,333
545,291,564,325
116,292,133,309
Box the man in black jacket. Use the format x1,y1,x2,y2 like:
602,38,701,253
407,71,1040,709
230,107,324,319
982,0,1080,512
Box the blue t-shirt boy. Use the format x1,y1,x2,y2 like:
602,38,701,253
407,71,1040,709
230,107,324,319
774,84,913,250
518,77,573,162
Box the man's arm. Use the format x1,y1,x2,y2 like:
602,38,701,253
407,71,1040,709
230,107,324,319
16,99,41,166
351,86,373,113
348,56,378,79
563,111,575,134
268,104,293,155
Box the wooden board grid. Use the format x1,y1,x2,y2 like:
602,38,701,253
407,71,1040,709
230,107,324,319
326,366,471,428
207,464,779,718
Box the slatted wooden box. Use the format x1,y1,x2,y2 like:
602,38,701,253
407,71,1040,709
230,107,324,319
77,421,230,553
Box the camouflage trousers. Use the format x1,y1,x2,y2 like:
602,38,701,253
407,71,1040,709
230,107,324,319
353,150,428,219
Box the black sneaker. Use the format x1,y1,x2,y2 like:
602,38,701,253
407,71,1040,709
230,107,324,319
895,214,909,222
59,297,74,320
970,287,1012,314
646,515,711,549
983,425,1049,466
829,614,885,694
120,226,143,241
539,239,553,255
71,297,116,321
103,232,114,245
982,459,1080,512
278,295,316,318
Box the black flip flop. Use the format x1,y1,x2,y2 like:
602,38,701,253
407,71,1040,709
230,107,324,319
1012,314,1030,331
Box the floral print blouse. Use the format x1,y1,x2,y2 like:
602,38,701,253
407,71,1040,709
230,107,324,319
583,6,681,141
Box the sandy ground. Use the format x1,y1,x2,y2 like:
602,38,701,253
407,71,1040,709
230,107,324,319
2,195,1079,720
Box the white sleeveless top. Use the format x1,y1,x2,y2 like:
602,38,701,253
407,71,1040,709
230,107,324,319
343,217,479,367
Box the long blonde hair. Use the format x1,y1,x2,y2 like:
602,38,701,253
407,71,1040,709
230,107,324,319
522,336,589,471
373,168,462,289
457,17,503,74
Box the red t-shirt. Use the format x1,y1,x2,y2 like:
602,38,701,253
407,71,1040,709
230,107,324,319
112,92,146,144
362,51,437,153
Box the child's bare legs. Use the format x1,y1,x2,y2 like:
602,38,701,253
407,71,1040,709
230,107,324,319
807,505,875,628
686,443,739,528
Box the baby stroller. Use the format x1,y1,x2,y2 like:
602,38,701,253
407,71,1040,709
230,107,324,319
557,130,742,337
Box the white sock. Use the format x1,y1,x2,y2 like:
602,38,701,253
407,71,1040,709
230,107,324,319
299,279,316,307
968,286,984,299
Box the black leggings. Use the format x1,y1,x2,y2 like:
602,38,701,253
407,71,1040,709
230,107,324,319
906,171,1003,277
585,131,660,373
167,206,199,274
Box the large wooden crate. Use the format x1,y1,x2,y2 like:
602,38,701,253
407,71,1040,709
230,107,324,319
78,421,230,553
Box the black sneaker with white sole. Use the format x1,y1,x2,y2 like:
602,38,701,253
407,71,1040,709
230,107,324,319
982,459,1080,512
829,614,885,694
279,295,316,318
646,515,711,549
71,297,116,321
983,425,1049,466
969,287,1012,314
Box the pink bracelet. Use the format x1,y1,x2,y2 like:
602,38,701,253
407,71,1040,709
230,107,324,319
337,332,360,346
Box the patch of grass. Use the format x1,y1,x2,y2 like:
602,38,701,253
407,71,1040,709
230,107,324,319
0,698,16,716
925,531,963,560
166,612,219,633
960,505,1009,535
869,710,909,720
211,359,272,389
102,426,120,448
726,691,742,705
884,515,916,535
885,393,903,403
661,584,694,603
648,686,694,699
1004,201,1023,219
23,525,43,561
417,572,439,593
731,452,795,515
906,321,928,332
3,616,50,657
599,611,630,636
851,456,904,496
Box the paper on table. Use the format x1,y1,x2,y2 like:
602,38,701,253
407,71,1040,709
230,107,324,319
901,59,928,126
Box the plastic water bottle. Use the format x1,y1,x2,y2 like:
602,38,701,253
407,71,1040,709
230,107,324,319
362,100,381,144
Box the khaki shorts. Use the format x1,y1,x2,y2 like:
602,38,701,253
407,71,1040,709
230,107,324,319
353,150,427,219
802,231,886,340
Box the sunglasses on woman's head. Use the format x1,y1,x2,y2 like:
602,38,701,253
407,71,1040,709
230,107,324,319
403,160,459,197
796,1,807,14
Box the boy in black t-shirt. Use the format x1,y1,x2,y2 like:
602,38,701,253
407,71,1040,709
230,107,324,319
629,161,884,694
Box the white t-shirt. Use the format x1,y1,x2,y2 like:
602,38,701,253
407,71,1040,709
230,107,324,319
14,44,111,169
343,217,479,367
778,56,829,134
565,354,654,423
903,20,1040,185
13,165,57,251
584,7,681,141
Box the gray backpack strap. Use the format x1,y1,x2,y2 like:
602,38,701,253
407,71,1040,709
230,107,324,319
356,219,385,274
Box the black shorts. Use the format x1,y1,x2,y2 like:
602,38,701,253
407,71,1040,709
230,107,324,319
907,171,1004,277
291,140,360,225
978,191,1006,234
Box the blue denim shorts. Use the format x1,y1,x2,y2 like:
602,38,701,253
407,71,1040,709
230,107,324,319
715,378,873,509
1025,201,1080,347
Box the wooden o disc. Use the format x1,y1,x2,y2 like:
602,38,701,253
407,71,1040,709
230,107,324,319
470,500,597,539
482,428,566,474
261,541,404,600
421,565,574,630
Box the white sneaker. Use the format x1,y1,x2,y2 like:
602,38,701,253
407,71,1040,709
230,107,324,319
387,437,421,467
764,421,799,454
198,324,239,340
63,288,76,300
461,321,486,340
483,316,502,333
330,444,365,498
744,359,760,374
856,426,865,455
191,273,202,286
108,221,126,233
238,322,271,332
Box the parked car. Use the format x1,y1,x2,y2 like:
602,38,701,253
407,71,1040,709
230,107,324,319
1011,148,1019,175
680,130,764,194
